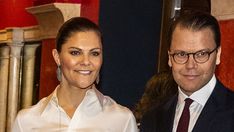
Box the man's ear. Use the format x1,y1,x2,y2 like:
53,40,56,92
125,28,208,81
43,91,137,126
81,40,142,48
216,46,221,65
168,51,172,67
52,49,60,66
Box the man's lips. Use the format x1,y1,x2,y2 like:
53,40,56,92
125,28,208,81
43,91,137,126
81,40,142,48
183,74,199,80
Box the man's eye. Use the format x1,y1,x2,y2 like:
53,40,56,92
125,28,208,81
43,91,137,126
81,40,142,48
176,52,187,57
196,51,208,57
91,51,100,56
70,51,81,55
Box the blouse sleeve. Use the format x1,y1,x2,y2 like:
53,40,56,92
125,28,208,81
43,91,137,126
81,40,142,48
12,114,23,132
123,112,139,132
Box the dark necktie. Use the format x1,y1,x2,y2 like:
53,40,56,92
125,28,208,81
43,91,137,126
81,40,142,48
176,98,194,132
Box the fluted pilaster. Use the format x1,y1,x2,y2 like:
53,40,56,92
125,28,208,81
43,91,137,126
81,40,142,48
21,43,40,108
0,44,10,132
6,28,24,132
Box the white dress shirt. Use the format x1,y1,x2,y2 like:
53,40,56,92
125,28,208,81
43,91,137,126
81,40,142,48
173,75,217,132
12,86,138,132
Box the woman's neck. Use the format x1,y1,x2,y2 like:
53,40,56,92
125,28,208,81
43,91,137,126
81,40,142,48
57,84,93,118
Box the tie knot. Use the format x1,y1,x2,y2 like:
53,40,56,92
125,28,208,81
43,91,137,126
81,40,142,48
184,98,193,107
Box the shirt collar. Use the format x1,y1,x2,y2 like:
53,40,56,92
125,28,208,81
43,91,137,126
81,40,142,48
40,85,105,116
178,75,217,106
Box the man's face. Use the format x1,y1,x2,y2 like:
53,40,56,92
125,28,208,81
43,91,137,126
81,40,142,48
168,26,221,96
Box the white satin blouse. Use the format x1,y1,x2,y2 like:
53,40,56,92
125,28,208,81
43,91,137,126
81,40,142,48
12,86,138,132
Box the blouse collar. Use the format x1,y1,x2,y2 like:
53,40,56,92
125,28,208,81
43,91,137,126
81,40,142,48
40,85,106,116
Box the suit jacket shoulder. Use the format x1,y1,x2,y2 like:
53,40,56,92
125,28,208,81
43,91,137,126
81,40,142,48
193,80,234,132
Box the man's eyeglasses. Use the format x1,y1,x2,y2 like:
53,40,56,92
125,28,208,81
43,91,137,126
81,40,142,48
169,47,218,64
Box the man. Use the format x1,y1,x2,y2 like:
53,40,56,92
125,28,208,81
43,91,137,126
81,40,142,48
140,11,234,132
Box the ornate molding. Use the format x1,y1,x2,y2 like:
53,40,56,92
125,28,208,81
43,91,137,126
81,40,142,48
26,3,81,39
0,28,23,44
23,26,41,42
0,26,41,44
211,0,234,20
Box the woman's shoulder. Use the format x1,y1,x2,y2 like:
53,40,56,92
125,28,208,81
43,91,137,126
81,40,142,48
102,95,134,116
16,97,49,119
94,88,133,115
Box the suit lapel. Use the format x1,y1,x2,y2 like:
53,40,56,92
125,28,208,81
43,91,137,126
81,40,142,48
192,81,226,132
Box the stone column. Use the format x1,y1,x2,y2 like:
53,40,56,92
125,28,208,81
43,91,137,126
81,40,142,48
0,44,10,132
6,28,24,132
21,43,40,108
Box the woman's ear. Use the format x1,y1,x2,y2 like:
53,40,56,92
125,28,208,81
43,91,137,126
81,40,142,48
52,49,60,66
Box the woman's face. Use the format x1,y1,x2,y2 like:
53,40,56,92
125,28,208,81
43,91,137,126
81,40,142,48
53,31,102,90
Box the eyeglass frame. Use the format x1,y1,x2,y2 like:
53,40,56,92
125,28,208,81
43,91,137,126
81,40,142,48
169,47,219,64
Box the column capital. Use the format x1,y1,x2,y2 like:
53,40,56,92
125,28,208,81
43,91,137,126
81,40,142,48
0,26,41,44
0,28,24,45
0,44,10,58
24,44,40,57
26,3,81,39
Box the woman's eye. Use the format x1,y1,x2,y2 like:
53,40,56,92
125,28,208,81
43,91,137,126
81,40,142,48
70,51,81,55
91,51,100,56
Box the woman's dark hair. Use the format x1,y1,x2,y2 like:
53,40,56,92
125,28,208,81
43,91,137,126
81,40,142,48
168,11,221,48
133,71,178,123
56,17,102,53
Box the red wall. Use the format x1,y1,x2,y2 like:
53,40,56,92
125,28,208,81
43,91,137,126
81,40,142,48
0,0,99,29
39,39,59,98
80,0,100,24
216,20,234,90
0,0,37,29
33,0,81,6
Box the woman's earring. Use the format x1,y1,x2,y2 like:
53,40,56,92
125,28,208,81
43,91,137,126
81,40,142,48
96,74,100,84
94,74,100,89
56,65,62,82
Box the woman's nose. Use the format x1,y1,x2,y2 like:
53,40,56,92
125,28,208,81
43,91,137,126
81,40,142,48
80,55,91,66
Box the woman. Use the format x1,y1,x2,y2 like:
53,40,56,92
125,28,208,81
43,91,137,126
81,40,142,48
13,17,138,132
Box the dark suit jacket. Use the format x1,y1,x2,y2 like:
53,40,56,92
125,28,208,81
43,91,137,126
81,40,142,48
140,80,234,132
